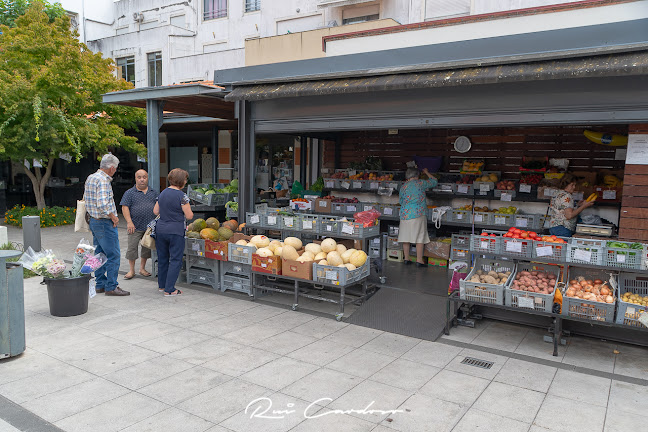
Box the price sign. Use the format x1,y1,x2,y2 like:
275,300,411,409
192,243,201,251
519,184,532,193
500,192,512,202
457,213,464,220
480,241,489,249
506,241,523,253
325,180,334,188
480,183,491,192
494,216,506,225
370,182,379,189
474,214,483,223
515,218,528,228
348,170,356,176
536,246,553,257
250,214,260,224
573,249,592,262
261,263,267,268
341,181,350,189
319,201,327,207
458,185,469,194
284,217,294,228
342,223,354,235
602,190,617,200
616,253,627,263
326,225,333,232
326,271,338,280
303,220,313,230
364,205,374,211
638,312,648,328
384,207,393,215
347,205,356,212
353,181,362,189
387,182,398,189
518,296,535,309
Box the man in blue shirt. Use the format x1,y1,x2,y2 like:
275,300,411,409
120,169,158,280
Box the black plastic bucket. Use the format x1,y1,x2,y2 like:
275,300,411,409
44,275,91,317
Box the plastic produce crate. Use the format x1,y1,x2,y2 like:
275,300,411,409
450,210,471,224
532,239,568,262
246,212,265,229
459,258,515,305
491,213,515,227
366,180,382,191
567,238,606,266
221,273,252,295
338,219,380,238
615,273,648,327
312,259,370,287
323,178,339,190
228,242,256,265
221,260,252,277
341,203,360,215
298,214,320,234
472,211,491,226
319,216,343,236
369,247,381,259
563,267,616,322
185,238,205,257
450,248,470,261
494,189,517,200
603,241,644,270
513,214,537,230
501,238,533,259
262,213,283,229
505,263,560,313
379,204,399,219
470,234,502,255
226,207,238,219
331,203,345,215
281,214,298,230
382,180,401,191
187,183,223,203
187,267,219,291
451,234,472,250
455,184,473,195
387,236,400,250
350,179,366,191
186,255,220,273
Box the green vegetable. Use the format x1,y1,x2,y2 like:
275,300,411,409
630,243,644,250
311,177,324,192
607,241,629,249
225,201,238,211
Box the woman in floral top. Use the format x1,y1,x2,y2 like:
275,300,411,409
398,167,438,267
549,174,594,237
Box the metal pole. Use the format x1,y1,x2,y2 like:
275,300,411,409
211,126,219,183
300,136,307,187
334,134,341,170
146,99,162,192
238,101,254,221
22,216,41,252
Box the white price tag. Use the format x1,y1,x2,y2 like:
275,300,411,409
387,182,398,189
602,190,616,200
515,218,528,228
303,220,313,230
325,180,334,188
627,306,635,315
545,188,557,197
347,205,356,212
353,181,362,189
572,192,584,201
364,205,373,211
342,223,354,235
506,241,523,253
250,214,260,224
480,241,489,249
457,213,464,220
457,251,466,257
519,184,532,193
638,312,648,328
573,249,592,262
284,217,294,228
267,215,277,225
500,192,512,202
348,170,356,176
494,216,506,225
261,263,267,268
536,246,553,257
192,243,200,251
341,181,350,189
474,214,483,223
384,207,393,215
326,270,338,280
517,296,535,309
326,225,332,232
458,185,469,194
480,183,491,192
616,253,626,263
370,182,379,189
319,201,327,207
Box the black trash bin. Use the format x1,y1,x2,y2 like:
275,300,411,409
44,275,91,317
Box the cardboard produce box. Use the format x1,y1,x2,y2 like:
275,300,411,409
314,198,332,213
252,253,282,275
281,250,313,280
205,233,247,261
424,240,451,259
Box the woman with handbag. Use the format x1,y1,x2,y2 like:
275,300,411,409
153,168,193,296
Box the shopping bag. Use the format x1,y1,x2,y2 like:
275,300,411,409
140,227,156,250
75,200,89,232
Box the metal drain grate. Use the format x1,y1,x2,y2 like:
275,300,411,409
460,357,494,369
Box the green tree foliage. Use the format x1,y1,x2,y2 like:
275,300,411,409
0,2,146,209
0,0,66,28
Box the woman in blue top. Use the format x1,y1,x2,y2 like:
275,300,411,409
398,167,437,267
153,168,193,296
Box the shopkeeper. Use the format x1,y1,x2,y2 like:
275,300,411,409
398,167,438,267
548,174,595,237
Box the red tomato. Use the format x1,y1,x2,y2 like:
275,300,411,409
481,232,489,236
490,234,496,237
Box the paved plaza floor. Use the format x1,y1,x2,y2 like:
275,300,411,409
1,223,647,432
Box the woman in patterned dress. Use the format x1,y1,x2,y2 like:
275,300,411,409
548,174,594,237
398,167,437,267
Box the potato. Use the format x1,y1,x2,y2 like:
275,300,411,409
488,271,498,278
477,270,484,275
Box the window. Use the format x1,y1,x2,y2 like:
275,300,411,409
342,14,379,25
116,56,135,86
245,0,260,12
147,52,162,87
204,0,228,20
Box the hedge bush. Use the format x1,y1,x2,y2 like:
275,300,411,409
4,205,76,228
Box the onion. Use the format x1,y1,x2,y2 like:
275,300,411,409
594,279,603,285
600,287,610,296
606,295,614,303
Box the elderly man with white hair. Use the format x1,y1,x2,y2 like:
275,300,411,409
84,153,129,296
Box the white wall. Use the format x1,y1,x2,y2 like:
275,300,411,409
58,0,114,43
472,0,585,15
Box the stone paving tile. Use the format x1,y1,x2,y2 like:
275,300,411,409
239,357,319,391
229,304,287,323
608,380,648,416
138,366,232,405
20,378,130,423
191,315,257,337
417,369,489,408
440,320,490,344
381,393,466,432
201,346,280,377
612,353,648,379
140,304,201,322
0,419,21,432
562,337,617,374
327,348,396,379
604,407,645,432
281,368,362,407
254,331,319,356
400,341,463,369
322,324,384,348
291,317,349,339
360,333,420,358
494,358,557,393
137,328,213,354
472,382,545,424
257,311,318,331
513,328,567,362
471,322,530,353
54,391,168,432
444,348,509,380
287,339,355,367
219,322,287,346
547,369,611,407
219,391,312,432
102,355,194,390
533,394,606,432
108,321,183,344
289,408,376,432
27,326,105,356
166,337,244,365
453,408,530,432
167,310,229,329
120,407,215,432
328,380,413,424
206,300,260,316
0,350,66,386
369,359,441,392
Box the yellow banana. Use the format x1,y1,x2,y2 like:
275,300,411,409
584,130,628,147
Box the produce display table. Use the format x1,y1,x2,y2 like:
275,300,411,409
251,270,371,321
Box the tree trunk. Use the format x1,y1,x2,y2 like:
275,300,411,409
23,158,54,210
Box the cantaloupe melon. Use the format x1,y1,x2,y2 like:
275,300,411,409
297,254,314,263
327,251,343,266
250,235,270,248
321,238,337,253
318,259,328,265
274,246,283,256
256,248,273,257
349,250,368,268
284,237,302,250
336,244,347,255
236,239,248,246
305,243,322,255
341,249,357,264
268,240,282,252
302,251,315,261
343,263,357,271
314,252,327,261
281,244,299,261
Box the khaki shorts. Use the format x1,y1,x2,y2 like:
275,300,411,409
126,230,152,260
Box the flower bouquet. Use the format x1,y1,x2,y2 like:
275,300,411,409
71,238,96,277
19,248,67,278
79,253,107,275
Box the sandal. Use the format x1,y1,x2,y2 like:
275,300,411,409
164,289,182,297
124,273,135,280
139,270,152,277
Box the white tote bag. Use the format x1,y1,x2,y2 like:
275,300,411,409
75,200,90,232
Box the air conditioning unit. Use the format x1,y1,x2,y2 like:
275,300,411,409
133,12,144,23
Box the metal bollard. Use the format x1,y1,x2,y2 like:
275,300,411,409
22,215,41,252
0,250,25,359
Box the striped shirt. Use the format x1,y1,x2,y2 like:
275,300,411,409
84,170,117,219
